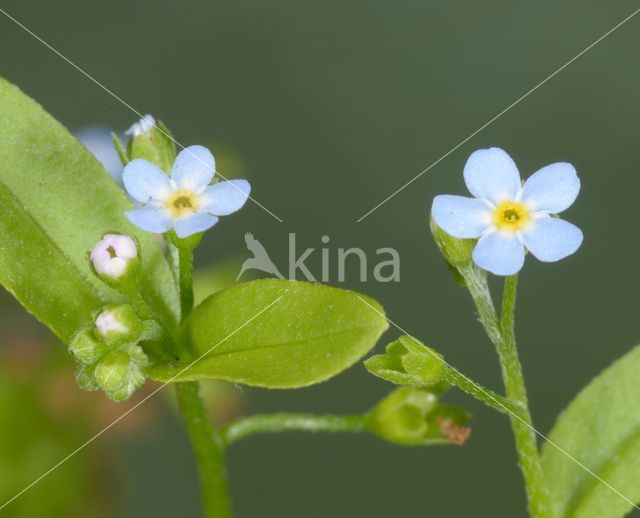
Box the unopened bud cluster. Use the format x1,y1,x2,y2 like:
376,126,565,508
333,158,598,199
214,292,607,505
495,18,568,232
70,304,149,401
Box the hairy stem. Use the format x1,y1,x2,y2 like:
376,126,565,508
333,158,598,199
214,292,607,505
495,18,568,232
170,236,230,517
459,265,550,518
221,413,368,445
176,382,230,518
499,275,550,518
443,369,523,417
168,240,195,320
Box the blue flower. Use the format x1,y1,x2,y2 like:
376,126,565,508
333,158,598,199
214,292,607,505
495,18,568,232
432,147,582,276
123,145,250,238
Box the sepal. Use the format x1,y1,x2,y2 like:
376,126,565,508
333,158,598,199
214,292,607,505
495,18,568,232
429,215,475,268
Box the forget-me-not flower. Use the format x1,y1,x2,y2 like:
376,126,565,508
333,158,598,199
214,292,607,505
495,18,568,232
432,147,582,276
123,145,250,239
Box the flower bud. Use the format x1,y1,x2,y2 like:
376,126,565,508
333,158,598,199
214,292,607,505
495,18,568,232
89,233,140,286
365,335,447,388
94,350,130,391
366,387,439,446
429,215,475,268
95,304,143,347
124,115,176,172
94,345,149,402
74,363,99,391
367,387,471,446
69,327,111,365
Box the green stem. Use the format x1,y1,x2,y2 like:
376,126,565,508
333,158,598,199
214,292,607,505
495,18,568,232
221,413,368,445
176,381,230,518
122,283,154,321
169,234,229,517
169,240,195,320
122,281,179,360
499,276,550,518
444,369,522,417
459,265,550,518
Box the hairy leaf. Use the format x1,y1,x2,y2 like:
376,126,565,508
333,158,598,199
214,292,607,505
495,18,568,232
541,345,640,518
0,77,178,342
149,279,389,388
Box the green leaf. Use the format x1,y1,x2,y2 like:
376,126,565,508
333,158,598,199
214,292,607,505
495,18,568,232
148,279,389,388
541,345,640,518
0,77,179,343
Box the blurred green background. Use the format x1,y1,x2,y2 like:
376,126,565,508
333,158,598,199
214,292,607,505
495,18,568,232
2,0,640,516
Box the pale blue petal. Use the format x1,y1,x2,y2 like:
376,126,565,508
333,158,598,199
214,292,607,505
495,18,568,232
463,148,521,204
431,195,491,238
123,159,171,203
125,207,173,234
174,213,219,238
521,217,583,262
472,231,525,276
172,145,215,190
200,180,251,216
521,162,580,213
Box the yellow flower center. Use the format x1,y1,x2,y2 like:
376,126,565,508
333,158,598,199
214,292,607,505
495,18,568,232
493,201,531,231
165,189,199,217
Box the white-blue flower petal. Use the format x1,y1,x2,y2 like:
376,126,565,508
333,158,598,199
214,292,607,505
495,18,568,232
200,180,251,216
463,147,521,204
174,213,219,238
172,145,215,190
521,217,583,262
431,195,491,238
521,162,580,214
472,231,525,276
125,207,173,234
123,159,171,203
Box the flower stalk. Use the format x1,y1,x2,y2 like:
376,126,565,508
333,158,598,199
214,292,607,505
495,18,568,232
171,235,231,518
458,265,551,518
176,381,230,518
169,238,195,321
221,413,368,445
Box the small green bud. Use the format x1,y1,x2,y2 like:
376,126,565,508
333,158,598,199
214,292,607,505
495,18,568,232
94,345,149,402
125,115,176,172
367,387,471,446
69,327,111,365
429,215,475,268
75,363,99,391
105,366,146,402
89,233,140,289
94,350,131,391
366,387,439,446
95,304,143,347
365,335,447,388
